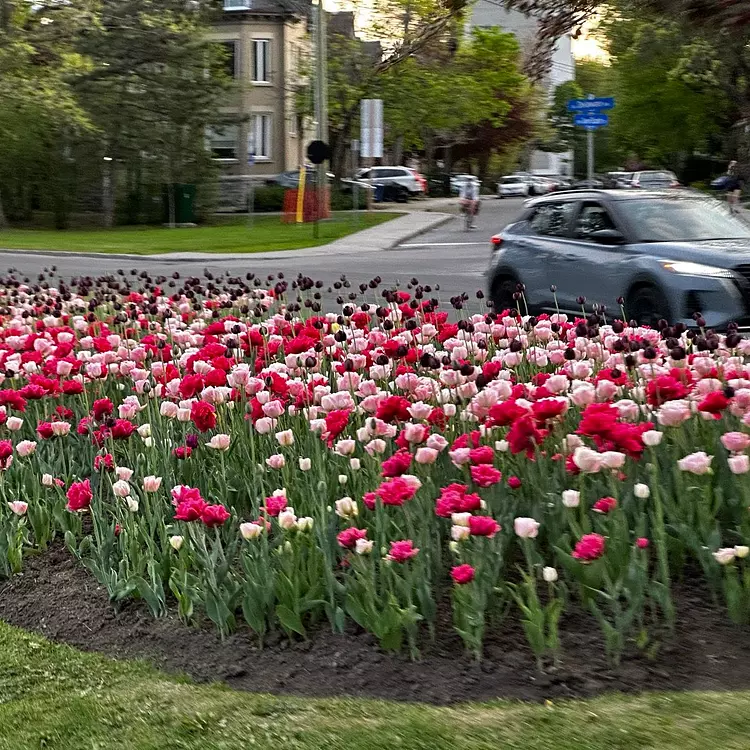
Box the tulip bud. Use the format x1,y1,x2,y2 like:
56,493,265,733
451,525,471,541
495,440,509,452
634,483,650,499
137,423,152,438
561,490,580,508
448,541,460,554
355,538,374,555
338,474,348,485
335,497,358,518
350,458,361,471
170,535,184,551
298,457,312,471
296,516,314,532
736,545,750,559
41,473,54,487
451,512,472,527
542,566,558,583
240,522,263,540
278,509,298,530
126,497,139,512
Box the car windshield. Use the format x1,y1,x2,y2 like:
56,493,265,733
620,197,750,242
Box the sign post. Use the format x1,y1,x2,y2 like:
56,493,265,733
351,138,360,225
567,95,614,186
246,132,256,228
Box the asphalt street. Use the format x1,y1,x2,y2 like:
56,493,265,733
0,198,526,303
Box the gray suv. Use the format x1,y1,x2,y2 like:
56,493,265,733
486,189,750,328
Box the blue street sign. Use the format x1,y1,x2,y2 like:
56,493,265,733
574,113,609,130
567,96,615,113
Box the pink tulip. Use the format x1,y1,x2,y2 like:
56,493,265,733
721,432,750,453
729,455,750,475
7,500,27,515
415,447,438,465
514,516,540,539
572,446,603,473
15,440,36,458
426,433,448,452
207,434,231,451
6,416,23,432
677,451,713,475
143,475,163,493
50,421,70,437
448,448,472,466
266,454,286,470
254,417,276,435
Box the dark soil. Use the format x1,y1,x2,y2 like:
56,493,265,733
3,545,750,705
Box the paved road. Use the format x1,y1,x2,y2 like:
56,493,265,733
0,198,525,304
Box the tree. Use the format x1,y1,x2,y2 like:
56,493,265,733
538,80,582,153
0,0,92,227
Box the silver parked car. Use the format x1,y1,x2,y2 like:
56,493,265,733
497,175,530,198
486,189,750,328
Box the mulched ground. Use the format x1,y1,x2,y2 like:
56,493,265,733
2,545,750,704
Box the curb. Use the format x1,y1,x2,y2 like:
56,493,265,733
384,214,453,250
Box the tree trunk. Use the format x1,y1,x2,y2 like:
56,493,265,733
477,151,490,184
0,187,8,229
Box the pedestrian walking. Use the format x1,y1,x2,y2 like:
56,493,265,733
726,160,744,214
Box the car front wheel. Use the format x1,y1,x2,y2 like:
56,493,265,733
627,284,670,327
491,276,520,315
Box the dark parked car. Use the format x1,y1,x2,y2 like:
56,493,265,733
487,189,750,328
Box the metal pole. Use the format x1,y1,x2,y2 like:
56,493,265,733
587,128,594,185
313,0,328,236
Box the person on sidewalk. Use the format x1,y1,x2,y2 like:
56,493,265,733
459,178,480,228
726,161,744,214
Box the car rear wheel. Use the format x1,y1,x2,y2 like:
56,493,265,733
491,276,519,315
627,284,670,327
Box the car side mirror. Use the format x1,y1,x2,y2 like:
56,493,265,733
590,228,625,245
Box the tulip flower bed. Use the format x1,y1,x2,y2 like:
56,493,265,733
4,269,750,701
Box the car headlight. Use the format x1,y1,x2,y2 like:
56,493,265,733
660,261,734,278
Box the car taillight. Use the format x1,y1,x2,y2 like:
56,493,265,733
491,235,503,250
670,180,680,188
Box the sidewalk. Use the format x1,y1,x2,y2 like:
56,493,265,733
0,211,452,263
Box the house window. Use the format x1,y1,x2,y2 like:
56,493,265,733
288,112,297,137
251,115,272,159
207,125,238,160
219,41,238,79
224,0,251,9
253,39,271,83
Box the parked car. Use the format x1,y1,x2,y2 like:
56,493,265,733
486,189,750,329
358,166,425,196
629,170,680,189
605,171,635,189
451,174,478,195
408,168,428,194
572,178,605,189
545,175,573,191
272,167,334,189
497,175,531,198
528,176,556,195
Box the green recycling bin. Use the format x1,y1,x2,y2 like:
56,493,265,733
163,184,196,224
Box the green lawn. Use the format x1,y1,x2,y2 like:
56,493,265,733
1,621,749,750
0,213,399,255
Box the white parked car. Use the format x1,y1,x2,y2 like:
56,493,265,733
497,175,530,198
357,166,425,196
450,174,479,195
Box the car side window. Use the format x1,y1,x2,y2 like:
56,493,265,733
574,202,616,240
528,202,575,237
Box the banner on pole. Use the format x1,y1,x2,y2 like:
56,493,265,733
360,99,383,159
